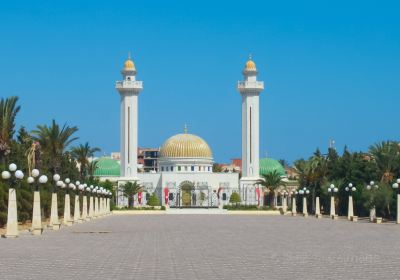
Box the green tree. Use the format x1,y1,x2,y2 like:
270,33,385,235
32,119,78,173
147,192,160,206
0,96,20,165
369,141,400,183
229,192,241,206
212,163,222,172
256,170,285,207
71,142,100,180
120,181,143,207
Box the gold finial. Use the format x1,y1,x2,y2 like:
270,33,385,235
249,53,252,60
184,123,188,134
128,51,131,60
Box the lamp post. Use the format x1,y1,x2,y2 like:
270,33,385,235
282,191,288,213
392,179,400,224
1,163,24,238
291,191,298,216
315,194,322,218
73,181,81,223
27,169,48,235
94,186,99,217
80,183,88,221
88,185,94,219
107,191,112,214
366,181,378,222
63,178,73,226
99,188,104,216
327,184,338,219
49,174,62,230
299,187,310,217
345,183,357,220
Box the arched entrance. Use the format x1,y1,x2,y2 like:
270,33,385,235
173,181,214,208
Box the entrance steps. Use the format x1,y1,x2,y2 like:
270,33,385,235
166,208,227,215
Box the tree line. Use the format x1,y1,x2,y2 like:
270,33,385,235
0,96,112,226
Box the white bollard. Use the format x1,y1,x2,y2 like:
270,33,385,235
292,196,297,216
74,194,81,223
64,193,73,226
82,195,88,221
348,195,354,220
31,191,43,235
89,195,94,219
397,194,400,224
315,197,322,218
330,195,335,217
282,196,287,213
5,188,18,238
49,192,61,230
302,196,308,217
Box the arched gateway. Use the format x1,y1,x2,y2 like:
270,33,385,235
173,181,213,208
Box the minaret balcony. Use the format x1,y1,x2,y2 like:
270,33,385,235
237,81,264,91
115,80,143,90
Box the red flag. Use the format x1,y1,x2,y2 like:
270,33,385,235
138,191,142,205
256,188,261,206
217,187,223,199
164,187,169,205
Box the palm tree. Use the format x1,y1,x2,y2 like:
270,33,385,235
120,181,143,208
256,170,285,207
87,160,99,182
0,96,21,164
31,119,78,173
369,141,399,183
71,142,100,180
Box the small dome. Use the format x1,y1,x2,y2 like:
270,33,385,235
259,158,285,177
94,157,120,177
160,133,213,159
245,59,256,71
123,58,135,71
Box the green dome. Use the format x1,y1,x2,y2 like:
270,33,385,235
259,158,286,176
94,157,120,177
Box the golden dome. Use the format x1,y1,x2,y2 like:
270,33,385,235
160,133,213,158
123,58,135,71
245,59,256,71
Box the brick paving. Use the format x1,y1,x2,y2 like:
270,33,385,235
1,214,400,280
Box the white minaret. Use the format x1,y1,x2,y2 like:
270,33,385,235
116,54,143,178
237,55,264,204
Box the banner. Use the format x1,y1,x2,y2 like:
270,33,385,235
256,187,261,206
164,187,169,205
138,191,142,205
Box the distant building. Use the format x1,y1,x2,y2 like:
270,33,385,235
138,148,159,172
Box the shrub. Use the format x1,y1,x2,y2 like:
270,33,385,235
229,192,241,205
147,193,160,206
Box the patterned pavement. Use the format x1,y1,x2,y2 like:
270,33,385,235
1,214,400,280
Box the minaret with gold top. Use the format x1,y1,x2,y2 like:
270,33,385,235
116,54,143,178
237,55,264,204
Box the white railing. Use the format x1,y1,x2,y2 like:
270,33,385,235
115,80,143,88
237,81,264,89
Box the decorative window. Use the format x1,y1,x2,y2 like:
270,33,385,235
161,167,164,172
222,193,227,201
178,166,181,171
191,166,195,171
170,166,173,172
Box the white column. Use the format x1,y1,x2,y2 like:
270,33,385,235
348,195,354,220
88,195,94,219
397,194,400,224
330,195,335,217
282,196,287,213
63,193,72,226
369,207,376,222
238,57,264,205
302,196,308,216
74,194,81,223
31,191,42,235
49,192,60,230
315,197,321,216
97,196,100,216
116,56,143,179
292,196,297,215
82,195,88,221
6,188,18,238
94,196,98,217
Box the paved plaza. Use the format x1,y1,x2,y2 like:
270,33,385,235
1,214,400,280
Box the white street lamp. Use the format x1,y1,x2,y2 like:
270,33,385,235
392,179,400,224
1,163,24,238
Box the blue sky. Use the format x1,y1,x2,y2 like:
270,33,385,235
0,0,399,164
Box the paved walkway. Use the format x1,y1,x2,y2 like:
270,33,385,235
1,215,400,279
